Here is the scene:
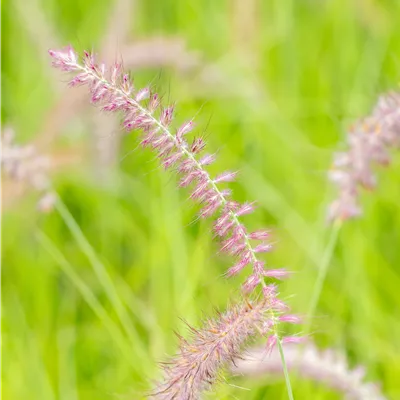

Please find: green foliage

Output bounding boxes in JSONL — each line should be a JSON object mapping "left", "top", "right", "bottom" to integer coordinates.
{"left": 2, "top": 0, "right": 400, "bottom": 398}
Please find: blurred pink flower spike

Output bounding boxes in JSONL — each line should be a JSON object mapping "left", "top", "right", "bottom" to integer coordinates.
{"left": 328, "top": 91, "right": 400, "bottom": 221}
{"left": 231, "top": 342, "right": 387, "bottom": 400}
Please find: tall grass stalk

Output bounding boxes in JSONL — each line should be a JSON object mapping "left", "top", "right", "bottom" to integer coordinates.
{"left": 277, "top": 338, "right": 295, "bottom": 400}
{"left": 36, "top": 230, "right": 148, "bottom": 374}
{"left": 305, "top": 221, "right": 342, "bottom": 334}
{"left": 54, "top": 197, "right": 145, "bottom": 353}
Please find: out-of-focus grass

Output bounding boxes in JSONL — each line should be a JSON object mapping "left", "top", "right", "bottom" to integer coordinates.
{"left": 2, "top": 0, "right": 400, "bottom": 399}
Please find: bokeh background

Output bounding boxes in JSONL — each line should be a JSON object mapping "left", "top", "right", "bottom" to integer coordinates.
{"left": 2, "top": 0, "right": 400, "bottom": 398}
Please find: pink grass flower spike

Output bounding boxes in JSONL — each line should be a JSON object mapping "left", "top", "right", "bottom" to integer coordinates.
{"left": 49, "top": 46, "right": 301, "bottom": 398}
{"left": 232, "top": 342, "right": 386, "bottom": 400}
{"left": 328, "top": 91, "right": 400, "bottom": 221}
{"left": 1, "top": 127, "right": 56, "bottom": 212}
{"left": 48, "top": 44, "right": 293, "bottom": 298}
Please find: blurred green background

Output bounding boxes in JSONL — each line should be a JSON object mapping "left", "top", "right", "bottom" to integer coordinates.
{"left": 2, "top": 0, "right": 400, "bottom": 398}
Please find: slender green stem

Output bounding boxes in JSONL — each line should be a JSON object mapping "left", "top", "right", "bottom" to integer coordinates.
{"left": 54, "top": 196, "right": 143, "bottom": 350}
{"left": 291, "top": 221, "right": 341, "bottom": 387}
{"left": 36, "top": 230, "right": 145, "bottom": 373}
{"left": 305, "top": 220, "right": 342, "bottom": 333}
{"left": 277, "top": 337, "right": 295, "bottom": 400}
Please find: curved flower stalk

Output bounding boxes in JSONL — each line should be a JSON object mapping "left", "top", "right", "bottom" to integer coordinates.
{"left": 232, "top": 343, "right": 386, "bottom": 400}
{"left": 49, "top": 46, "right": 300, "bottom": 397}
{"left": 152, "top": 298, "right": 277, "bottom": 399}
{"left": 328, "top": 91, "right": 400, "bottom": 221}
{"left": 1, "top": 126, "right": 56, "bottom": 212}
{"left": 48, "top": 46, "right": 294, "bottom": 306}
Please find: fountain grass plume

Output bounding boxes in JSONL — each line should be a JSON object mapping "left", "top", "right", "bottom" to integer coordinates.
{"left": 328, "top": 91, "right": 400, "bottom": 221}
{"left": 232, "top": 342, "right": 386, "bottom": 400}
{"left": 49, "top": 45, "right": 300, "bottom": 398}
{"left": 1, "top": 126, "right": 56, "bottom": 212}
{"left": 48, "top": 46, "right": 290, "bottom": 295}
